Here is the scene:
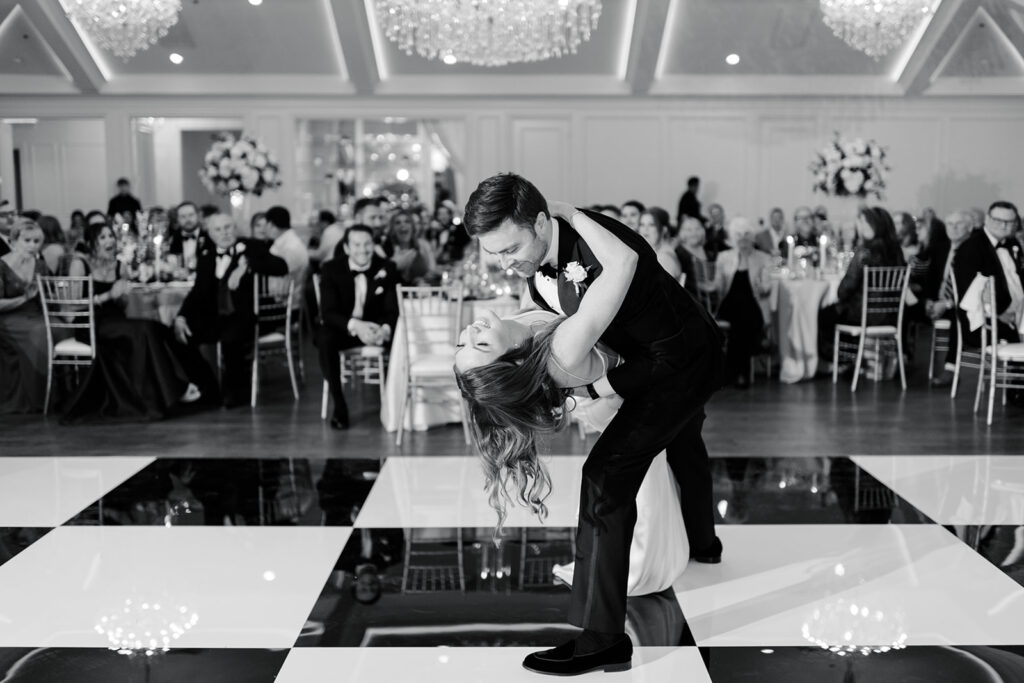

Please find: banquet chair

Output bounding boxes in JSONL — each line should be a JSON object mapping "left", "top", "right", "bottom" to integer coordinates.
{"left": 520, "top": 528, "right": 575, "bottom": 590}
{"left": 310, "top": 274, "right": 387, "bottom": 421}
{"left": 37, "top": 275, "right": 95, "bottom": 415}
{"left": 395, "top": 283, "right": 468, "bottom": 447}
{"left": 251, "top": 275, "right": 300, "bottom": 407}
{"left": 927, "top": 265, "right": 956, "bottom": 382}
{"left": 713, "top": 319, "right": 773, "bottom": 385}
{"left": 832, "top": 265, "right": 910, "bottom": 392}
{"left": 401, "top": 528, "right": 466, "bottom": 593}
{"left": 973, "top": 277, "right": 1024, "bottom": 425}
{"left": 694, "top": 259, "right": 718, "bottom": 312}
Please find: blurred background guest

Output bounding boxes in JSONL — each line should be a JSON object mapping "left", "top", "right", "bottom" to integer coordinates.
{"left": 814, "top": 205, "right": 834, "bottom": 241}
{"left": 704, "top": 203, "right": 730, "bottom": 259}
{"left": 637, "top": 207, "right": 683, "bottom": 280}
{"left": 620, "top": 200, "right": 645, "bottom": 231}
{"left": 106, "top": 177, "right": 142, "bottom": 227}
{"left": 168, "top": 201, "right": 203, "bottom": 270}
{"left": 0, "top": 200, "right": 13, "bottom": 256}
{"left": 792, "top": 206, "right": 818, "bottom": 251}
{"left": 67, "top": 210, "right": 86, "bottom": 252}
{"left": 265, "top": 206, "right": 310, "bottom": 283}
{"left": 0, "top": 220, "right": 49, "bottom": 413}
{"left": 908, "top": 214, "right": 950, "bottom": 312}
{"left": 388, "top": 210, "right": 435, "bottom": 284}
{"left": 676, "top": 176, "right": 702, "bottom": 228}
{"left": 599, "top": 205, "right": 622, "bottom": 221}
{"left": 37, "top": 215, "right": 66, "bottom": 275}
{"left": 819, "top": 207, "right": 905, "bottom": 362}
{"left": 755, "top": 207, "right": 786, "bottom": 256}
{"left": 929, "top": 210, "right": 974, "bottom": 387}
{"left": 897, "top": 212, "right": 920, "bottom": 261}
{"left": 249, "top": 211, "right": 269, "bottom": 242}
{"left": 715, "top": 217, "right": 773, "bottom": 388}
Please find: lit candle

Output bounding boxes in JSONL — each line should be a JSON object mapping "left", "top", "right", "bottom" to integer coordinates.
{"left": 819, "top": 234, "right": 828, "bottom": 271}
{"left": 153, "top": 234, "right": 163, "bottom": 281}
{"left": 786, "top": 235, "right": 795, "bottom": 269}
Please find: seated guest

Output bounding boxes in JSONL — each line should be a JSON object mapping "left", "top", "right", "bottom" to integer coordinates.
{"left": 814, "top": 205, "right": 834, "bottom": 242}
{"left": 619, "top": 200, "right": 645, "bottom": 231}
{"left": 63, "top": 223, "right": 214, "bottom": 422}
{"left": 909, "top": 215, "right": 950, "bottom": 308}
{"left": 0, "top": 200, "right": 16, "bottom": 256}
{"left": 434, "top": 201, "right": 471, "bottom": 265}
{"left": 0, "top": 220, "right": 50, "bottom": 413}
{"left": 168, "top": 201, "right": 204, "bottom": 270}
{"left": 676, "top": 216, "right": 717, "bottom": 303}
{"left": 819, "top": 207, "right": 905, "bottom": 360}
{"left": 705, "top": 203, "right": 730, "bottom": 259}
{"left": 388, "top": 210, "right": 435, "bottom": 284}
{"left": 755, "top": 207, "right": 786, "bottom": 256}
{"left": 313, "top": 198, "right": 382, "bottom": 264}
{"left": 37, "top": 215, "right": 66, "bottom": 275}
{"left": 265, "top": 206, "right": 310, "bottom": 283}
{"left": 897, "top": 212, "right": 920, "bottom": 262}
{"left": 637, "top": 208, "right": 684, "bottom": 280}
{"left": 953, "top": 201, "right": 1024, "bottom": 348}
{"left": 107, "top": 177, "right": 142, "bottom": 226}
{"left": 792, "top": 206, "right": 819, "bottom": 252}
{"left": 249, "top": 212, "right": 269, "bottom": 242}
{"left": 320, "top": 225, "right": 400, "bottom": 429}
{"left": 174, "top": 213, "right": 288, "bottom": 407}
{"left": 715, "top": 217, "right": 774, "bottom": 388}
{"left": 599, "top": 205, "right": 622, "bottom": 220}
{"left": 929, "top": 210, "right": 974, "bottom": 387}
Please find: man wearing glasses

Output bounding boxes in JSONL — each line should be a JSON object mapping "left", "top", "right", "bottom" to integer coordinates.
{"left": 0, "top": 200, "right": 15, "bottom": 256}
{"left": 953, "top": 200, "right": 1024, "bottom": 349}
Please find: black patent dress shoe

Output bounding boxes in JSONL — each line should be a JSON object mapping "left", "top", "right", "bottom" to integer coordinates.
{"left": 522, "top": 635, "right": 632, "bottom": 676}
{"left": 690, "top": 536, "right": 723, "bottom": 564}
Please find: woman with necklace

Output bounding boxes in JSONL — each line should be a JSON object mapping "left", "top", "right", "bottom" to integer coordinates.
{"left": 0, "top": 220, "right": 50, "bottom": 413}
{"left": 62, "top": 222, "right": 211, "bottom": 422}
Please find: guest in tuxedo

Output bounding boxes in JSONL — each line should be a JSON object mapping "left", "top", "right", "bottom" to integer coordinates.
{"left": 637, "top": 208, "right": 684, "bottom": 281}
{"left": 792, "top": 206, "right": 819, "bottom": 250}
{"left": 676, "top": 176, "right": 702, "bottom": 228}
{"left": 173, "top": 213, "right": 288, "bottom": 407}
{"left": 107, "top": 177, "right": 143, "bottom": 227}
{"left": 929, "top": 210, "right": 974, "bottom": 387}
{"left": 715, "top": 217, "right": 774, "bottom": 388}
{"left": 818, "top": 207, "right": 905, "bottom": 361}
{"left": 388, "top": 210, "right": 436, "bottom": 284}
{"left": 620, "top": 200, "right": 645, "bottom": 231}
{"left": 0, "top": 200, "right": 15, "bottom": 256}
{"left": 319, "top": 225, "right": 400, "bottom": 429}
{"left": 952, "top": 200, "right": 1024, "bottom": 348}
{"left": 754, "top": 207, "right": 786, "bottom": 256}
{"left": 0, "top": 220, "right": 50, "bottom": 413}
{"left": 168, "top": 201, "right": 204, "bottom": 271}
{"left": 704, "top": 204, "right": 730, "bottom": 260}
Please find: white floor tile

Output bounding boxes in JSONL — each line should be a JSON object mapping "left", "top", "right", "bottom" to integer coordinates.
{"left": 0, "top": 526, "right": 350, "bottom": 648}
{"left": 674, "top": 524, "right": 1024, "bottom": 647}
{"left": 357, "top": 456, "right": 585, "bottom": 529}
{"left": 852, "top": 455, "right": 1024, "bottom": 525}
{"left": 0, "top": 457, "right": 154, "bottom": 527}
{"left": 276, "top": 646, "right": 710, "bottom": 683}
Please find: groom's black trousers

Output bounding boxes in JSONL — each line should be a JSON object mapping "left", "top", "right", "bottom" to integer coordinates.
{"left": 567, "top": 340, "right": 722, "bottom": 634}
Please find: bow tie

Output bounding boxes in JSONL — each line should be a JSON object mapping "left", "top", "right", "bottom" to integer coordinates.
{"left": 537, "top": 263, "right": 559, "bottom": 279}
{"left": 352, "top": 267, "right": 370, "bottom": 275}
{"left": 216, "top": 247, "right": 234, "bottom": 256}
{"left": 182, "top": 234, "right": 197, "bottom": 242}
{"left": 997, "top": 239, "right": 1018, "bottom": 251}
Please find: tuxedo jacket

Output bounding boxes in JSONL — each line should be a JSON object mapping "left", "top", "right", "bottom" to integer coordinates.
{"left": 0, "top": 235, "right": 9, "bottom": 257}
{"left": 319, "top": 255, "right": 400, "bottom": 336}
{"left": 953, "top": 228, "right": 1023, "bottom": 343}
{"left": 525, "top": 209, "right": 723, "bottom": 400}
{"left": 167, "top": 228, "right": 206, "bottom": 258}
{"left": 753, "top": 229, "right": 782, "bottom": 256}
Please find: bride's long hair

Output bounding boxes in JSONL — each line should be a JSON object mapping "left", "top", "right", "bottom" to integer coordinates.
{"left": 455, "top": 322, "right": 571, "bottom": 541}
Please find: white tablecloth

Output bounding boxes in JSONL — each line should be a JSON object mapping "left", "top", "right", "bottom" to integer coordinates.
{"left": 773, "top": 276, "right": 841, "bottom": 384}
{"left": 125, "top": 282, "right": 192, "bottom": 326}
{"left": 381, "top": 296, "right": 520, "bottom": 432}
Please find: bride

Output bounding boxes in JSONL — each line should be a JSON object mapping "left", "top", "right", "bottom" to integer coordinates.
{"left": 454, "top": 206, "right": 690, "bottom": 597}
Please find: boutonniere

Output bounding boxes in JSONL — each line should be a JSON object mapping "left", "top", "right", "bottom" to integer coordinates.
{"left": 374, "top": 286, "right": 384, "bottom": 296}
{"left": 374, "top": 268, "right": 388, "bottom": 280}
{"left": 235, "top": 242, "right": 246, "bottom": 255}
{"left": 563, "top": 261, "right": 593, "bottom": 295}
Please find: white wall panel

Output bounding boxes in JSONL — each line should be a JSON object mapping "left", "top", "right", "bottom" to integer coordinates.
{"left": 580, "top": 116, "right": 662, "bottom": 208}
{"left": 945, "top": 117, "right": 1024, "bottom": 211}
{"left": 511, "top": 117, "right": 571, "bottom": 200}
{"left": 666, "top": 116, "right": 751, "bottom": 220}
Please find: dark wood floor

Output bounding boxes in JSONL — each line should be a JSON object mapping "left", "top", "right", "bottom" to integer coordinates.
{"left": 1, "top": 353, "right": 1020, "bottom": 459}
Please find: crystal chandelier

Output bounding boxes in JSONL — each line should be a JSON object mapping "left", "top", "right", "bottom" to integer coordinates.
{"left": 374, "top": 0, "right": 602, "bottom": 67}
{"left": 64, "top": 0, "right": 182, "bottom": 61}
{"left": 820, "top": 0, "right": 936, "bottom": 60}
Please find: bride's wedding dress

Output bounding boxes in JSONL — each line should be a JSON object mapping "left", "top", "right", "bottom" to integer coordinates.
{"left": 509, "top": 309, "right": 690, "bottom": 596}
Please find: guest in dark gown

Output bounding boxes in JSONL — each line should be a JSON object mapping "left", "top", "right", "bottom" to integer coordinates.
{"left": 714, "top": 217, "right": 774, "bottom": 388}
{"left": 0, "top": 220, "right": 50, "bottom": 413}
{"left": 62, "top": 223, "right": 215, "bottom": 423}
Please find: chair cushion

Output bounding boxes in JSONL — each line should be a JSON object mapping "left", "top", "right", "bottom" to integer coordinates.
{"left": 835, "top": 324, "right": 898, "bottom": 337}
{"left": 410, "top": 354, "right": 456, "bottom": 377}
{"left": 995, "top": 343, "right": 1024, "bottom": 361}
{"left": 258, "top": 331, "right": 286, "bottom": 345}
{"left": 54, "top": 338, "right": 92, "bottom": 356}
{"left": 932, "top": 319, "right": 951, "bottom": 330}
{"left": 343, "top": 345, "right": 385, "bottom": 358}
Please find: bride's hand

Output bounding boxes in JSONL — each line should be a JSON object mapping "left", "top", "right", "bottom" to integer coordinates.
{"left": 547, "top": 200, "right": 577, "bottom": 220}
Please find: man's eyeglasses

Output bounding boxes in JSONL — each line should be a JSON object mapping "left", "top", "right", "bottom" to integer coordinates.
{"left": 987, "top": 214, "right": 1018, "bottom": 228}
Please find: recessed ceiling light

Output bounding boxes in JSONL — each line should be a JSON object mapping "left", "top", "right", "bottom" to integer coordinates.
{"left": 169, "top": 52, "right": 183, "bottom": 64}
{"left": 725, "top": 53, "right": 740, "bottom": 66}
{"left": 443, "top": 54, "right": 457, "bottom": 65}
{"left": 249, "top": 0, "right": 263, "bottom": 5}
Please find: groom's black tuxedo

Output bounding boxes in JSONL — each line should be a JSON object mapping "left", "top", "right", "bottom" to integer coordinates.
{"left": 527, "top": 209, "right": 726, "bottom": 634}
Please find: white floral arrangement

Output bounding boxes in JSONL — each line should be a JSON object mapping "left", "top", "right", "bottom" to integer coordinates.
{"left": 810, "top": 132, "right": 888, "bottom": 199}
{"left": 199, "top": 132, "right": 281, "bottom": 197}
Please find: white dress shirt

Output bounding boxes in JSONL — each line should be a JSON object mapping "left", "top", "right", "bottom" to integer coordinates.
{"left": 271, "top": 229, "right": 310, "bottom": 275}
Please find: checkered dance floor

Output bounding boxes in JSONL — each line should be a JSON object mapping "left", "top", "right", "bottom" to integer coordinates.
{"left": 0, "top": 454, "right": 1022, "bottom": 681}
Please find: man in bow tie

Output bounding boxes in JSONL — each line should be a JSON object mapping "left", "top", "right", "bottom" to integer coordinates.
{"left": 168, "top": 201, "right": 204, "bottom": 271}
{"left": 318, "top": 224, "right": 400, "bottom": 429}
{"left": 175, "top": 213, "right": 289, "bottom": 407}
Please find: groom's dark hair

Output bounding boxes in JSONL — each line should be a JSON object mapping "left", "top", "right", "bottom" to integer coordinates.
{"left": 464, "top": 173, "right": 549, "bottom": 236}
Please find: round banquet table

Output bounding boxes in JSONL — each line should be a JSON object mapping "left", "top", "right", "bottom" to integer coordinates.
{"left": 771, "top": 275, "right": 841, "bottom": 384}
{"left": 124, "top": 282, "right": 192, "bottom": 326}
{"left": 381, "top": 295, "right": 520, "bottom": 433}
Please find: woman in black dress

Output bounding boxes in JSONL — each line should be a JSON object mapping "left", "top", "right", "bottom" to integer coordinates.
{"left": 0, "top": 220, "right": 50, "bottom": 413}
{"left": 62, "top": 223, "right": 212, "bottom": 422}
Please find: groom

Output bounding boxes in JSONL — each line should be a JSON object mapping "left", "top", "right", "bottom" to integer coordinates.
{"left": 465, "top": 173, "right": 726, "bottom": 675}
